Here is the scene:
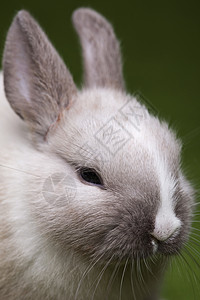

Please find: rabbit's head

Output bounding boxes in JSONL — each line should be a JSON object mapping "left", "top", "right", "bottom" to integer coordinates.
{"left": 3, "top": 8, "right": 194, "bottom": 262}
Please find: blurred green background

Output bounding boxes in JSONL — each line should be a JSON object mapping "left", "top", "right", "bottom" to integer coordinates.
{"left": 0, "top": 0, "right": 200, "bottom": 299}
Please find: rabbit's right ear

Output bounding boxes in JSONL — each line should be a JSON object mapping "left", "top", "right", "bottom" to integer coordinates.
{"left": 3, "top": 10, "right": 77, "bottom": 140}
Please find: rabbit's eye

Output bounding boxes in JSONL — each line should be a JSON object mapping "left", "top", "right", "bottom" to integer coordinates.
{"left": 78, "top": 167, "right": 103, "bottom": 187}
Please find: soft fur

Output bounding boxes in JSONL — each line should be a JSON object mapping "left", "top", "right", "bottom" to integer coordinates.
{"left": 0, "top": 8, "right": 194, "bottom": 300}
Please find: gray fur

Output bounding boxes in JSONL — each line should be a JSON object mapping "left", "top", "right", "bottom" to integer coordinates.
{"left": 3, "top": 10, "right": 77, "bottom": 139}
{"left": 72, "top": 8, "right": 125, "bottom": 90}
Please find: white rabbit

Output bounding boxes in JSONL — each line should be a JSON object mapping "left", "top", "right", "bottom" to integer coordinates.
{"left": 0, "top": 8, "right": 194, "bottom": 300}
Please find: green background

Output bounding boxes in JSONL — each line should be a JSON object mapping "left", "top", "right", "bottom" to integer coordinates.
{"left": 0, "top": 1, "right": 200, "bottom": 299}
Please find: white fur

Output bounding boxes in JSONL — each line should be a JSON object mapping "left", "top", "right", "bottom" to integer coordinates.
{"left": 153, "top": 158, "right": 182, "bottom": 241}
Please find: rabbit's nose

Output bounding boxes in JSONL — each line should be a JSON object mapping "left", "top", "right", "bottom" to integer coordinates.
{"left": 151, "top": 212, "right": 181, "bottom": 242}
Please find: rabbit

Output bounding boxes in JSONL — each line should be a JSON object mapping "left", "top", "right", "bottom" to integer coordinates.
{"left": 0, "top": 7, "right": 195, "bottom": 300}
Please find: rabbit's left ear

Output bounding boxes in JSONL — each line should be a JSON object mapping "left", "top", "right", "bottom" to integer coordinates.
{"left": 3, "top": 10, "right": 77, "bottom": 139}
{"left": 73, "top": 8, "right": 125, "bottom": 91}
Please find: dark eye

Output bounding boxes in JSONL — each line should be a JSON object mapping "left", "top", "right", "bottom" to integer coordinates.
{"left": 78, "top": 167, "right": 104, "bottom": 187}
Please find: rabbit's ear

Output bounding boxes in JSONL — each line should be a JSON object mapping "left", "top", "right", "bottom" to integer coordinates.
{"left": 3, "top": 10, "right": 77, "bottom": 139}
{"left": 72, "top": 8, "right": 125, "bottom": 91}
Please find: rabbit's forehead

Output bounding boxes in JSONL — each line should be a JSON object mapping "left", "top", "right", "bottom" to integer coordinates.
{"left": 53, "top": 88, "right": 179, "bottom": 168}
{"left": 66, "top": 89, "right": 145, "bottom": 147}
{"left": 64, "top": 89, "right": 181, "bottom": 168}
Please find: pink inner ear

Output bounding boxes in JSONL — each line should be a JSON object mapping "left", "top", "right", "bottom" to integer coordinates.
{"left": 17, "top": 70, "right": 31, "bottom": 103}
{"left": 84, "top": 40, "right": 94, "bottom": 71}
{"left": 15, "top": 43, "right": 32, "bottom": 103}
